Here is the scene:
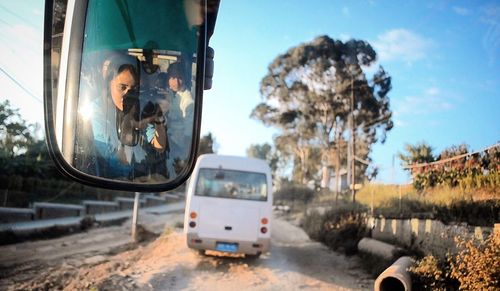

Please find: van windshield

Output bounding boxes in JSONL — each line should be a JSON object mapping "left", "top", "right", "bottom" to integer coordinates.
{"left": 195, "top": 168, "right": 268, "bottom": 201}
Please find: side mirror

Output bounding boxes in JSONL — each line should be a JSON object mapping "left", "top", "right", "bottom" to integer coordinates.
{"left": 43, "top": 0, "right": 216, "bottom": 192}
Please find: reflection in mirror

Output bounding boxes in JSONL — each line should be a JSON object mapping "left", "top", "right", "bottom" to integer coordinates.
{"left": 50, "top": 0, "right": 205, "bottom": 185}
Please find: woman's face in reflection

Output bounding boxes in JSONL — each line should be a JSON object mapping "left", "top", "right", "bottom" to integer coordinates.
{"left": 168, "top": 76, "right": 182, "bottom": 93}
{"left": 110, "top": 69, "right": 136, "bottom": 111}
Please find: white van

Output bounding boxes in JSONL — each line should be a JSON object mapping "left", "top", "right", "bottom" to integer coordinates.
{"left": 184, "top": 154, "right": 273, "bottom": 257}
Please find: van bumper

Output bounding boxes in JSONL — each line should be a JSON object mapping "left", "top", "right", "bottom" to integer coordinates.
{"left": 186, "top": 233, "right": 270, "bottom": 255}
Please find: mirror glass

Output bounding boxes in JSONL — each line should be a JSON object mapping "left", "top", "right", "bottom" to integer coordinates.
{"left": 47, "top": 0, "right": 206, "bottom": 186}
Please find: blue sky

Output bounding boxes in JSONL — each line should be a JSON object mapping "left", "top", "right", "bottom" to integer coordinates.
{"left": 1, "top": 1, "right": 499, "bottom": 184}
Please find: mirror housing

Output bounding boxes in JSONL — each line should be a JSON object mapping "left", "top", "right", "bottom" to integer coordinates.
{"left": 43, "top": 0, "right": 219, "bottom": 192}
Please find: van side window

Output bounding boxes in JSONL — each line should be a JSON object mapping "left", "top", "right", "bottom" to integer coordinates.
{"left": 195, "top": 168, "right": 268, "bottom": 201}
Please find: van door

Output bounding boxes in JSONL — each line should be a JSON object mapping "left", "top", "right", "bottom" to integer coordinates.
{"left": 197, "top": 198, "right": 260, "bottom": 241}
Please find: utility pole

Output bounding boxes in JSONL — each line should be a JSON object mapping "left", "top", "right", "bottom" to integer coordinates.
{"left": 350, "top": 76, "right": 356, "bottom": 203}
{"left": 131, "top": 192, "right": 140, "bottom": 242}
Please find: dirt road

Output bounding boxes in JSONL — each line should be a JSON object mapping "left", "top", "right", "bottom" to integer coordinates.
{"left": 0, "top": 211, "right": 373, "bottom": 290}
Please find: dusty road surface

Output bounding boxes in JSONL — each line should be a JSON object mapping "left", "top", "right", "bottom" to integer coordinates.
{"left": 0, "top": 211, "right": 373, "bottom": 290}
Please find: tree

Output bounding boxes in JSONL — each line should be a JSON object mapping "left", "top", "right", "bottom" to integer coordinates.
{"left": 198, "top": 132, "right": 218, "bottom": 156}
{"left": 0, "top": 100, "right": 36, "bottom": 158}
{"left": 398, "top": 141, "right": 435, "bottom": 178}
{"left": 251, "top": 35, "right": 393, "bottom": 189}
{"left": 246, "top": 143, "right": 279, "bottom": 179}
{"left": 398, "top": 141, "right": 435, "bottom": 166}
{"left": 0, "top": 100, "right": 59, "bottom": 178}
{"left": 438, "top": 143, "right": 469, "bottom": 160}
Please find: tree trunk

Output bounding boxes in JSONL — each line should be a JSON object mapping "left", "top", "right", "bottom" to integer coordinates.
{"left": 334, "top": 152, "right": 341, "bottom": 203}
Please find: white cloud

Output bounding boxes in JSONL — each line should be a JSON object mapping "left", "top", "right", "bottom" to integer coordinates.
{"left": 480, "top": 4, "right": 500, "bottom": 25}
{"left": 426, "top": 87, "right": 440, "bottom": 96}
{"left": 393, "top": 87, "right": 455, "bottom": 117}
{"left": 339, "top": 33, "right": 351, "bottom": 41}
{"left": 480, "top": 4, "right": 500, "bottom": 66}
{"left": 372, "top": 29, "right": 434, "bottom": 64}
{"left": 342, "top": 7, "right": 350, "bottom": 17}
{"left": 453, "top": 6, "right": 470, "bottom": 16}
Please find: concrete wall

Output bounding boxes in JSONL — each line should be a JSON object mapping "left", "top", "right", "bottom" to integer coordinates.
{"left": 115, "top": 197, "right": 146, "bottom": 210}
{"left": 369, "top": 217, "right": 496, "bottom": 258}
{"left": 82, "top": 200, "right": 119, "bottom": 215}
{"left": 0, "top": 207, "right": 35, "bottom": 223}
{"left": 0, "top": 194, "right": 171, "bottom": 223}
{"left": 143, "top": 195, "right": 166, "bottom": 207}
{"left": 33, "top": 202, "right": 85, "bottom": 220}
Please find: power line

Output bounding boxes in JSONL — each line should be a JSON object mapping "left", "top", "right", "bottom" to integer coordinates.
{"left": 402, "top": 143, "right": 500, "bottom": 169}
{"left": 0, "top": 66, "right": 42, "bottom": 103}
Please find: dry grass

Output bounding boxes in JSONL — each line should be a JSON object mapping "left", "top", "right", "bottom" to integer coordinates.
{"left": 355, "top": 183, "right": 498, "bottom": 207}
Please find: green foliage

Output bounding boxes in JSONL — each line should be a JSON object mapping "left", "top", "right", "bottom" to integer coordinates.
{"left": 374, "top": 197, "right": 434, "bottom": 219}
{"left": 274, "top": 184, "right": 315, "bottom": 205}
{"left": 411, "top": 233, "right": 500, "bottom": 291}
{"left": 0, "top": 100, "right": 206, "bottom": 205}
{"left": 198, "top": 132, "right": 217, "bottom": 156}
{"left": 302, "top": 210, "right": 324, "bottom": 240}
{"left": 0, "top": 174, "right": 134, "bottom": 207}
{"left": 406, "top": 143, "right": 500, "bottom": 192}
{"left": 246, "top": 143, "right": 279, "bottom": 178}
{"left": 0, "top": 100, "right": 36, "bottom": 158}
{"left": 436, "top": 199, "right": 500, "bottom": 227}
{"left": 409, "top": 255, "right": 458, "bottom": 290}
{"left": 0, "top": 101, "right": 61, "bottom": 180}
{"left": 399, "top": 141, "right": 435, "bottom": 168}
{"left": 369, "top": 196, "right": 499, "bottom": 226}
{"left": 251, "top": 35, "right": 393, "bottom": 185}
{"left": 414, "top": 168, "right": 500, "bottom": 191}
{"left": 449, "top": 233, "right": 500, "bottom": 290}
{"left": 302, "top": 203, "right": 369, "bottom": 255}
{"left": 356, "top": 182, "right": 499, "bottom": 225}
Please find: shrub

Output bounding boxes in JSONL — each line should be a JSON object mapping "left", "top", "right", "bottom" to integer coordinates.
{"left": 358, "top": 191, "right": 499, "bottom": 226}
{"left": 274, "top": 184, "right": 315, "bottom": 205}
{"left": 409, "top": 255, "right": 457, "bottom": 290}
{"left": 410, "top": 232, "right": 500, "bottom": 290}
{"left": 301, "top": 210, "right": 323, "bottom": 240}
{"left": 302, "top": 203, "right": 368, "bottom": 255}
{"left": 435, "top": 199, "right": 500, "bottom": 226}
{"left": 449, "top": 232, "right": 500, "bottom": 290}
{"left": 374, "top": 197, "right": 433, "bottom": 219}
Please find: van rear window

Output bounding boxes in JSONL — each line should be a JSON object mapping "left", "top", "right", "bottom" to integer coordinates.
{"left": 195, "top": 168, "right": 268, "bottom": 201}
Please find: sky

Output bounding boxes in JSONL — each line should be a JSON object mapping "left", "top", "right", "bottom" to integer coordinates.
{"left": 1, "top": 1, "right": 499, "bottom": 184}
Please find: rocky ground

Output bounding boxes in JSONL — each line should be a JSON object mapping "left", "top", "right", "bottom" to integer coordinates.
{"left": 0, "top": 210, "right": 374, "bottom": 290}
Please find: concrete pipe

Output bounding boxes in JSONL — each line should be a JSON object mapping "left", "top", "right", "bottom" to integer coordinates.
{"left": 374, "top": 256, "right": 414, "bottom": 291}
{"left": 357, "top": 237, "right": 401, "bottom": 260}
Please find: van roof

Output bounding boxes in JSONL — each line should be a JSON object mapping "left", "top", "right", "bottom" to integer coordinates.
{"left": 196, "top": 154, "right": 271, "bottom": 173}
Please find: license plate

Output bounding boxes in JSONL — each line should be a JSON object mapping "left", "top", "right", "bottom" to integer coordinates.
{"left": 216, "top": 242, "right": 238, "bottom": 253}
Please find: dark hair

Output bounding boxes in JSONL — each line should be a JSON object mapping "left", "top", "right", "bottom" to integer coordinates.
{"left": 167, "top": 62, "right": 185, "bottom": 80}
{"left": 103, "top": 53, "right": 139, "bottom": 87}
